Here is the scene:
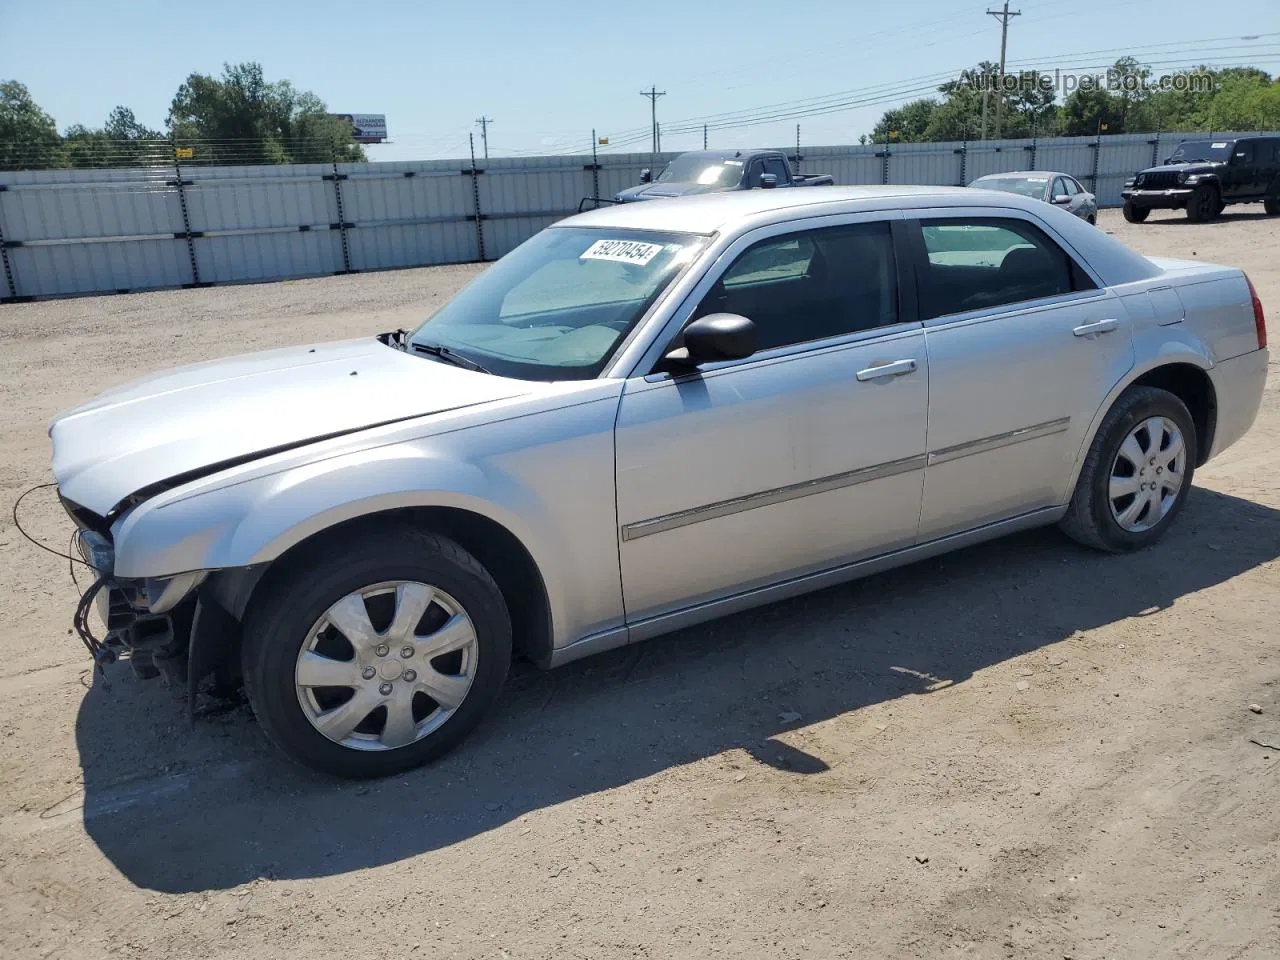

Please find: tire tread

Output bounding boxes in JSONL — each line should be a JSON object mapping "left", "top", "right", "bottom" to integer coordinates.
{"left": 241, "top": 525, "right": 511, "bottom": 779}
{"left": 1060, "top": 386, "right": 1196, "bottom": 554}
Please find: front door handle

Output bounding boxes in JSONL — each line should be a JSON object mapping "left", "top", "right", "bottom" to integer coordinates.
{"left": 856, "top": 358, "right": 917, "bottom": 381}
{"left": 1072, "top": 318, "right": 1119, "bottom": 337}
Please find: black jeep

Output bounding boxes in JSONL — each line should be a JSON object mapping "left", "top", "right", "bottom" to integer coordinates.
{"left": 1121, "top": 135, "right": 1280, "bottom": 223}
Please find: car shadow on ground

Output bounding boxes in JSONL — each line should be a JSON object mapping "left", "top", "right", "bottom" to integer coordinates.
{"left": 1134, "top": 209, "right": 1276, "bottom": 226}
{"left": 75, "top": 486, "right": 1280, "bottom": 893}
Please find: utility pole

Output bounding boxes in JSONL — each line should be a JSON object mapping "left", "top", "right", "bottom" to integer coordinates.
{"left": 475, "top": 116, "right": 494, "bottom": 159}
{"left": 640, "top": 86, "right": 666, "bottom": 154}
{"left": 986, "top": 1, "right": 1021, "bottom": 140}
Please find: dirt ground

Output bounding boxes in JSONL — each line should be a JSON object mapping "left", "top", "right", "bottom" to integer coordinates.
{"left": 1, "top": 207, "right": 1277, "bottom": 960}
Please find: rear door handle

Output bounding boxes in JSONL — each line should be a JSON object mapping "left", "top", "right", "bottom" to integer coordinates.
{"left": 856, "top": 358, "right": 917, "bottom": 381}
{"left": 1072, "top": 318, "right": 1119, "bottom": 337}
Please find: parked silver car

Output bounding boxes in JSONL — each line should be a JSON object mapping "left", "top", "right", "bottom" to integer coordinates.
{"left": 969, "top": 170, "right": 1099, "bottom": 224}
{"left": 50, "top": 186, "right": 1268, "bottom": 778}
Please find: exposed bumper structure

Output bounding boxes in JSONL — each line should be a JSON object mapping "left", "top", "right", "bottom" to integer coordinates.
{"left": 67, "top": 502, "right": 209, "bottom": 684}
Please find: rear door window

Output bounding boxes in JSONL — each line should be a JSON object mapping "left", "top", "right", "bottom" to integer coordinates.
{"left": 916, "top": 217, "right": 1091, "bottom": 320}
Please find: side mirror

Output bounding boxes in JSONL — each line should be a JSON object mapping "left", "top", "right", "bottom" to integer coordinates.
{"left": 1051, "top": 194, "right": 1071, "bottom": 204}
{"left": 664, "top": 313, "right": 758, "bottom": 368}
{"left": 639, "top": 168, "right": 652, "bottom": 184}
{"left": 759, "top": 173, "right": 778, "bottom": 189}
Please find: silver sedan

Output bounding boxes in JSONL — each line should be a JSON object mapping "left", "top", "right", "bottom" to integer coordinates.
{"left": 969, "top": 170, "right": 1099, "bottom": 223}
{"left": 50, "top": 186, "right": 1268, "bottom": 778}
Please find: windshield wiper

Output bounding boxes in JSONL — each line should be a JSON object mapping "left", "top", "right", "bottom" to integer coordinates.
{"left": 411, "top": 341, "right": 493, "bottom": 374}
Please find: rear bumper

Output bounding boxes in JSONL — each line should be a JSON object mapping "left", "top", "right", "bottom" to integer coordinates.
{"left": 1206, "top": 347, "right": 1270, "bottom": 461}
{"left": 1122, "top": 187, "right": 1194, "bottom": 209}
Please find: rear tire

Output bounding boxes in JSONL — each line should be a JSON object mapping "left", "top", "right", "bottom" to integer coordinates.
{"left": 1060, "top": 387, "right": 1197, "bottom": 553}
{"left": 1122, "top": 202, "right": 1149, "bottom": 223}
{"left": 1264, "top": 194, "right": 1280, "bottom": 216}
{"left": 241, "top": 527, "right": 512, "bottom": 779}
{"left": 1185, "top": 184, "right": 1220, "bottom": 222}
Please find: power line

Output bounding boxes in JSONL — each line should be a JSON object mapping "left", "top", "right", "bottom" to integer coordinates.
{"left": 987, "top": 1, "right": 1022, "bottom": 139}
{"left": 632, "top": 44, "right": 1279, "bottom": 141}
{"left": 430, "top": 33, "right": 1280, "bottom": 159}
{"left": 475, "top": 116, "right": 494, "bottom": 159}
{"left": 640, "top": 86, "right": 666, "bottom": 153}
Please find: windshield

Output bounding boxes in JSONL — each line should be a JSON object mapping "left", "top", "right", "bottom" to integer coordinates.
{"left": 975, "top": 176, "right": 1048, "bottom": 198}
{"left": 656, "top": 156, "right": 744, "bottom": 186}
{"left": 406, "top": 227, "right": 708, "bottom": 381}
{"left": 1167, "top": 140, "right": 1234, "bottom": 164}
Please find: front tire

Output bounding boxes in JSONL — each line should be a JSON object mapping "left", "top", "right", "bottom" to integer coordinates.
{"left": 1060, "top": 386, "right": 1197, "bottom": 553}
{"left": 241, "top": 528, "right": 512, "bottom": 779}
{"left": 1122, "top": 202, "right": 1149, "bottom": 223}
{"left": 1264, "top": 194, "right": 1280, "bottom": 216}
{"left": 1185, "top": 184, "right": 1220, "bottom": 222}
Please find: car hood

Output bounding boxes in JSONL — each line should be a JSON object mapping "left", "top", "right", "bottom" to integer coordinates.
{"left": 50, "top": 336, "right": 535, "bottom": 515}
{"left": 1138, "top": 161, "right": 1223, "bottom": 178}
{"left": 615, "top": 181, "right": 729, "bottom": 202}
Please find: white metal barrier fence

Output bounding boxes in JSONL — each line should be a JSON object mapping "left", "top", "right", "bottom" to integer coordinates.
{"left": 0, "top": 130, "right": 1273, "bottom": 301}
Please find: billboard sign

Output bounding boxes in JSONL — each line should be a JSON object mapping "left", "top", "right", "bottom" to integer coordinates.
{"left": 331, "top": 114, "right": 387, "bottom": 144}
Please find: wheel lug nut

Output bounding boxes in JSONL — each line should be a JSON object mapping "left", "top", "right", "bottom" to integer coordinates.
{"left": 379, "top": 682, "right": 393, "bottom": 696}
{"left": 361, "top": 666, "right": 376, "bottom": 680}
{"left": 401, "top": 645, "right": 415, "bottom": 659}
{"left": 375, "top": 644, "right": 389, "bottom": 657}
{"left": 404, "top": 669, "right": 418, "bottom": 682}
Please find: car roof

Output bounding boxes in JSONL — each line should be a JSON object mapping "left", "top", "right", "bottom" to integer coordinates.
{"left": 669, "top": 149, "right": 776, "bottom": 161}
{"left": 974, "top": 170, "right": 1068, "bottom": 180}
{"left": 562, "top": 184, "right": 1162, "bottom": 288}
{"left": 563, "top": 184, "right": 1013, "bottom": 235}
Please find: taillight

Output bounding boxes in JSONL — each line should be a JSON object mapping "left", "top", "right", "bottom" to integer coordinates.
{"left": 1246, "top": 273, "right": 1266, "bottom": 349}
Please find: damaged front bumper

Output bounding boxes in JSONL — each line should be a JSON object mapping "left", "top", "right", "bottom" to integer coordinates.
{"left": 72, "top": 526, "right": 207, "bottom": 683}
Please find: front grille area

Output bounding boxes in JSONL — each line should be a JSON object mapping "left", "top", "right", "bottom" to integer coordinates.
{"left": 1137, "top": 171, "right": 1181, "bottom": 190}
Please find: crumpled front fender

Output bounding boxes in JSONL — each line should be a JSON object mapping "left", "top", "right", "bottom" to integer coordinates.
{"left": 106, "top": 388, "right": 629, "bottom": 653}
{"left": 111, "top": 444, "right": 544, "bottom": 580}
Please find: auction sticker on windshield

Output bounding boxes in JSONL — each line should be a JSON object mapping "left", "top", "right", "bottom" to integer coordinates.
{"left": 580, "top": 239, "right": 665, "bottom": 266}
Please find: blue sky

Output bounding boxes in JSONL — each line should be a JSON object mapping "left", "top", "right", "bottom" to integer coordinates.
{"left": 5, "top": 0, "right": 1278, "bottom": 161}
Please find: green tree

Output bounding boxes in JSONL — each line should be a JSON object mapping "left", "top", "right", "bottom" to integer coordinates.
{"left": 0, "top": 80, "right": 66, "bottom": 169}
{"left": 1206, "top": 70, "right": 1280, "bottom": 131}
{"left": 1060, "top": 85, "right": 1124, "bottom": 136}
{"left": 870, "top": 98, "right": 939, "bottom": 143}
{"left": 167, "top": 62, "right": 364, "bottom": 164}
{"left": 1005, "top": 71, "right": 1060, "bottom": 137}
{"left": 867, "top": 57, "right": 1276, "bottom": 142}
{"left": 65, "top": 106, "right": 165, "bottom": 167}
